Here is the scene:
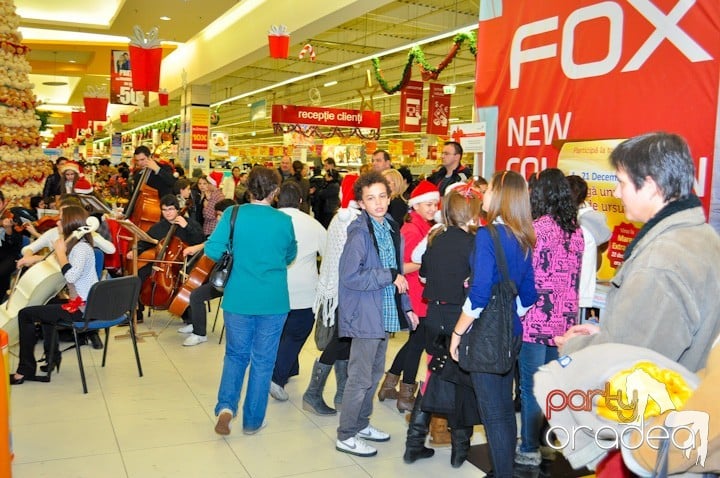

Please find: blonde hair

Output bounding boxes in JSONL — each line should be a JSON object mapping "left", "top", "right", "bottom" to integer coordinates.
{"left": 485, "top": 171, "right": 535, "bottom": 254}
{"left": 382, "top": 169, "right": 408, "bottom": 198}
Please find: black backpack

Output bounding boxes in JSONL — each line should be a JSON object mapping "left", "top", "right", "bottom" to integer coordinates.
{"left": 458, "top": 224, "right": 518, "bottom": 374}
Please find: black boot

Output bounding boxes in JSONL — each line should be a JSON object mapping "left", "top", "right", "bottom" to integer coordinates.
{"left": 403, "top": 392, "right": 434, "bottom": 464}
{"left": 450, "top": 426, "right": 473, "bottom": 468}
{"left": 302, "top": 359, "right": 336, "bottom": 415}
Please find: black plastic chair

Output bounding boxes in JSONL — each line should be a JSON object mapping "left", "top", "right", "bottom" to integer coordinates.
{"left": 48, "top": 276, "right": 143, "bottom": 393}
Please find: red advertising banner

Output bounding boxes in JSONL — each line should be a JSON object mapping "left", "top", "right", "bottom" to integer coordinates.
{"left": 399, "top": 80, "right": 423, "bottom": 132}
{"left": 474, "top": 0, "right": 720, "bottom": 212}
{"left": 427, "top": 83, "right": 451, "bottom": 135}
{"left": 272, "top": 105, "right": 381, "bottom": 128}
{"left": 110, "top": 49, "right": 149, "bottom": 107}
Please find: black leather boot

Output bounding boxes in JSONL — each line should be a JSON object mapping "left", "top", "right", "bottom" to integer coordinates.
{"left": 450, "top": 426, "right": 473, "bottom": 468}
{"left": 403, "top": 392, "right": 434, "bottom": 464}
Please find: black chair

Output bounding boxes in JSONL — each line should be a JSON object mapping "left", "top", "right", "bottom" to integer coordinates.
{"left": 48, "top": 276, "right": 143, "bottom": 393}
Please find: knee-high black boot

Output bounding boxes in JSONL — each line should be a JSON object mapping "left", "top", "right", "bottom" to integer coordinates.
{"left": 450, "top": 426, "right": 473, "bottom": 468}
{"left": 403, "top": 392, "right": 435, "bottom": 464}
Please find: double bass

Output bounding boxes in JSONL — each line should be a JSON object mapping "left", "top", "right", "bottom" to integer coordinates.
{"left": 137, "top": 216, "right": 187, "bottom": 310}
{"left": 125, "top": 167, "right": 161, "bottom": 233}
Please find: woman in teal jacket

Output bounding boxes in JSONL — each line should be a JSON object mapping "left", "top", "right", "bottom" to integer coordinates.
{"left": 206, "top": 166, "right": 297, "bottom": 436}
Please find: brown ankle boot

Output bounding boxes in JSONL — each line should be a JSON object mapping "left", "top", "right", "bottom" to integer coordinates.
{"left": 429, "top": 415, "right": 452, "bottom": 447}
{"left": 397, "top": 382, "right": 417, "bottom": 412}
{"left": 378, "top": 372, "right": 400, "bottom": 401}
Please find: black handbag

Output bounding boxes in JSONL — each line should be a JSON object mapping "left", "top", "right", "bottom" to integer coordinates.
{"left": 313, "top": 304, "right": 336, "bottom": 351}
{"left": 458, "top": 224, "right": 518, "bottom": 374}
{"left": 209, "top": 206, "right": 239, "bottom": 292}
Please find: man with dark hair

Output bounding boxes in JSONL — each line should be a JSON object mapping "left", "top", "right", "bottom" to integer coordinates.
{"left": 335, "top": 171, "right": 418, "bottom": 457}
{"left": 126, "top": 194, "right": 204, "bottom": 320}
{"left": 557, "top": 132, "right": 720, "bottom": 373}
{"left": 427, "top": 141, "right": 472, "bottom": 195}
{"left": 278, "top": 156, "right": 293, "bottom": 182}
{"left": 371, "top": 150, "right": 392, "bottom": 172}
{"left": 131, "top": 145, "right": 177, "bottom": 200}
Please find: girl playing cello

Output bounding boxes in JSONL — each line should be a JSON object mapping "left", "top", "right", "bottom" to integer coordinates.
{"left": 11, "top": 205, "right": 98, "bottom": 384}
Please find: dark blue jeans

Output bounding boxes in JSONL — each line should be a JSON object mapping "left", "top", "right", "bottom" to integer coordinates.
{"left": 470, "top": 335, "right": 521, "bottom": 478}
{"left": 519, "top": 341, "right": 559, "bottom": 453}
{"left": 272, "top": 307, "right": 314, "bottom": 386}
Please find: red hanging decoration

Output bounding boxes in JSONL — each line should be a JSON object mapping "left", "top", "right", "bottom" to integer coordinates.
{"left": 268, "top": 25, "right": 290, "bottom": 59}
{"left": 128, "top": 26, "right": 163, "bottom": 92}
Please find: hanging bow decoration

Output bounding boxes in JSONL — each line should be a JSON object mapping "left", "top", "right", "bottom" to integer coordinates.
{"left": 299, "top": 43, "right": 316, "bottom": 61}
{"left": 84, "top": 85, "right": 108, "bottom": 98}
{"left": 450, "top": 178, "right": 484, "bottom": 202}
{"left": 128, "top": 25, "right": 163, "bottom": 92}
{"left": 268, "top": 25, "right": 290, "bottom": 59}
{"left": 130, "top": 26, "right": 161, "bottom": 48}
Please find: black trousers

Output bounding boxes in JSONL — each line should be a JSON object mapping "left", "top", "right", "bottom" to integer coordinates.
{"left": 188, "top": 282, "right": 222, "bottom": 336}
{"left": 16, "top": 304, "right": 82, "bottom": 377}
{"left": 388, "top": 320, "right": 426, "bottom": 384}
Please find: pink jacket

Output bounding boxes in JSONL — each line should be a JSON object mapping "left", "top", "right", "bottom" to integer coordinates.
{"left": 401, "top": 211, "right": 433, "bottom": 317}
{"left": 522, "top": 215, "right": 584, "bottom": 346}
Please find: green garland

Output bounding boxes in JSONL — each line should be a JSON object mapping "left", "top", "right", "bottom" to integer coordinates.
{"left": 372, "top": 31, "right": 477, "bottom": 94}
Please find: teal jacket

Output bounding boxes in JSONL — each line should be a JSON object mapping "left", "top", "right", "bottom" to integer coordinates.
{"left": 205, "top": 203, "right": 297, "bottom": 315}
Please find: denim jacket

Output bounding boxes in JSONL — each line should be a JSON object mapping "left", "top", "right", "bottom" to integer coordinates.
{"left": 338, "top": 211, "right": 412, "bottom": 339}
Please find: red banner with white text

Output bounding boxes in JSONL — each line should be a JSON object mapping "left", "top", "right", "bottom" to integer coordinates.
{"left": 474, "top": 0, "right": 720, "bottom": 213}
{"left": 271, "top": 105, "right": 381, "bottom": 128}
{"left": 427, "top": 83, "right": 451, "bottom": 136}
{"left": 110, "top": 50, "right": 149, "bottom": 107}
{"left": 399, "top": 80, "right": 423, "bottom": 132}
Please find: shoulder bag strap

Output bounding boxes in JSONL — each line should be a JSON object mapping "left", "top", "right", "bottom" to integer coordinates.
{"left": 487, "top": 224, "right": 511, "bottom": 283}
{"left": 227, "top": 205, "right": 239, "bottom": 251}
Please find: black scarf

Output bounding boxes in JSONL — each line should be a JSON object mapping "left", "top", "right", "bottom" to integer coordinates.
{"left": 623, "top": 194, "right": 701, "bottom": 261}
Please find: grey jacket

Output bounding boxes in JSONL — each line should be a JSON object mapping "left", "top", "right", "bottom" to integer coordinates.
{"left": 564, "top": 206, "right": 720, "bottom": 372}
{"left": 338, "top": 211, "right": 412, "bottom": 339}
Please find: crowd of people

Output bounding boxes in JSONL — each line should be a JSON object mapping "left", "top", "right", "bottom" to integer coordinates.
{"left": 4, "top": 133, "right": 720, "bottom": 477}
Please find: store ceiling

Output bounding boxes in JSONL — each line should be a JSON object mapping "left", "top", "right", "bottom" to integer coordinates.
{"left": 19, "top": 0, "right": 480, "bottom": 150}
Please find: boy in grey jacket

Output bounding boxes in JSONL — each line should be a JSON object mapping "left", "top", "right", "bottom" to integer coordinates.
{"left": 335, "top": 172, "right": 418, "bottom": 457}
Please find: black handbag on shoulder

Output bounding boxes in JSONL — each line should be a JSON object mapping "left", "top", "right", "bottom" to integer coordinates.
{"left": 209, "top": 206, "right": 239, "bottom": 292}
{"left": 458, "top": 224, "right": 518, "bottom": 374}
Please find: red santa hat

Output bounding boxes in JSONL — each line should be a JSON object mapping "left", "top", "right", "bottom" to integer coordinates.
{"left": 408, "top": 180, "right": 440, "bottom": 207}
{"left": 74, "top": 175, "right": 94, "bottom": 194}
{"left": 339, "top": 174, "right": 359, "bottom": 209}
{"left": 207, "top": 171, "right": 225, "bottom": 188}
{"left": 58, "top": 161, "right": 82, "bottom": 175}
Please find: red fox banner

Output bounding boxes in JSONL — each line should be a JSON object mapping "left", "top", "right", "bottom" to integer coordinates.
{"left": 474, "top": 0, "right": 720, "bottom": 215}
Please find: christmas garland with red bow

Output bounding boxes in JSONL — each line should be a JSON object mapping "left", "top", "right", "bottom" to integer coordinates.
{"left": 372, "top": 32, "right": 477, "bottom": 95}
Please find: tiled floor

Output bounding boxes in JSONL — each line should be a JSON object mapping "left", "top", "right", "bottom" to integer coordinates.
{"left": 8, "top": 301, "right": 495, "bottom": 478}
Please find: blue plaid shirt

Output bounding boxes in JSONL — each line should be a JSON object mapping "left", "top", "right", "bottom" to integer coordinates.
{"left": 370, "top": 216, "right": 400, "bottom": 332}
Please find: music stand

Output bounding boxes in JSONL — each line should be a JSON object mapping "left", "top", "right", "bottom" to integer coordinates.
{"left": 78, "top": 194, "right": 115, "bottom": 215}
{"left": 115, "top": 219, "right": 158, "bottom": 342}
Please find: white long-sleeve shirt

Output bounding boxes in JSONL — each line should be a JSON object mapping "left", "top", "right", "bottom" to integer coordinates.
{"left": 22, "top": 226, "right": 116, "bottom": 256}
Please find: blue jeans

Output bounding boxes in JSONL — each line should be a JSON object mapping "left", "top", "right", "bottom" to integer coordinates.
{"left": 470, "top": 335, "right": 521, "bottom": 478}
{"left": 272, "top": 308, "right": 315, "bottom": 386}
{"left": 519, "top": 341, "right": 559, "bottom": 453}
{"left": 215, "top": 312, "right": 287, "bottom": 431}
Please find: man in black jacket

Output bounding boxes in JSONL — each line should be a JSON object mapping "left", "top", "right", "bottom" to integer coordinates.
{"left": 131, "top": 145, "right": 177, "bottom": 199}
{"left": 126, "top": 194, "right": 204, "bottom": 320}
{"left": 427, "top": 141, "right": 472, "bottom": 195}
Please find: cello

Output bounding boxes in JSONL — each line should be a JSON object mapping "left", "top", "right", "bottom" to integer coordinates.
{"left": 0, "top": 216, "right": 100, "bottom": 345}
{"left": 167, "top": 253, "right": 215, "bottom": 317}
{"left": 137, "top": 217, "right": 187, "bottom": 310}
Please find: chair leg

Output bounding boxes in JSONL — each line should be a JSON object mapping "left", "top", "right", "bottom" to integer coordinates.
{"left": 101, "top": 328, "right": 110, "bottom": 367}
{"left": 73, "top": 329, "right": 88, "bottom": 394}
{"left": 128, "top": 321, "right": 143, "bottom": 378}
{"left": 219, "top": 324, "right": 225, "bottom": 345}
{"left": 211, "top": 297, "right": 223, "bottom": 333}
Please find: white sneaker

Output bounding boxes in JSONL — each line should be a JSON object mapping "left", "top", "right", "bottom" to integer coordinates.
{"left": 183, "top": 333, "right": 207, "bottom": 346}
{"left": 357, "top": 424, "right": 390, "bottom": 442}
{"left": 269, "top": 382, "right": 289, "bottom": 401}
{"left": 177, "top": 323, "right": 193, "bottom": 334}
{"left": 336, "top": 436, "right": 377, "bottom": 457}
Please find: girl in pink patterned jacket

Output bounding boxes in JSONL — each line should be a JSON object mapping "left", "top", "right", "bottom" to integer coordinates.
{"left": 516, "top": 168, "right": 584, "bottom": 468}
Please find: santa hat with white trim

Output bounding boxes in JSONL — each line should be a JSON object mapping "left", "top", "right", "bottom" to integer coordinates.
{"left": 74, "top": 176, "right": 94, "bottom": 194}
{"left": 207, "top": 171, "right": 225, "bottom": 188}
{"left": 408, "top": 180, "right": 440, "bottom": 207}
